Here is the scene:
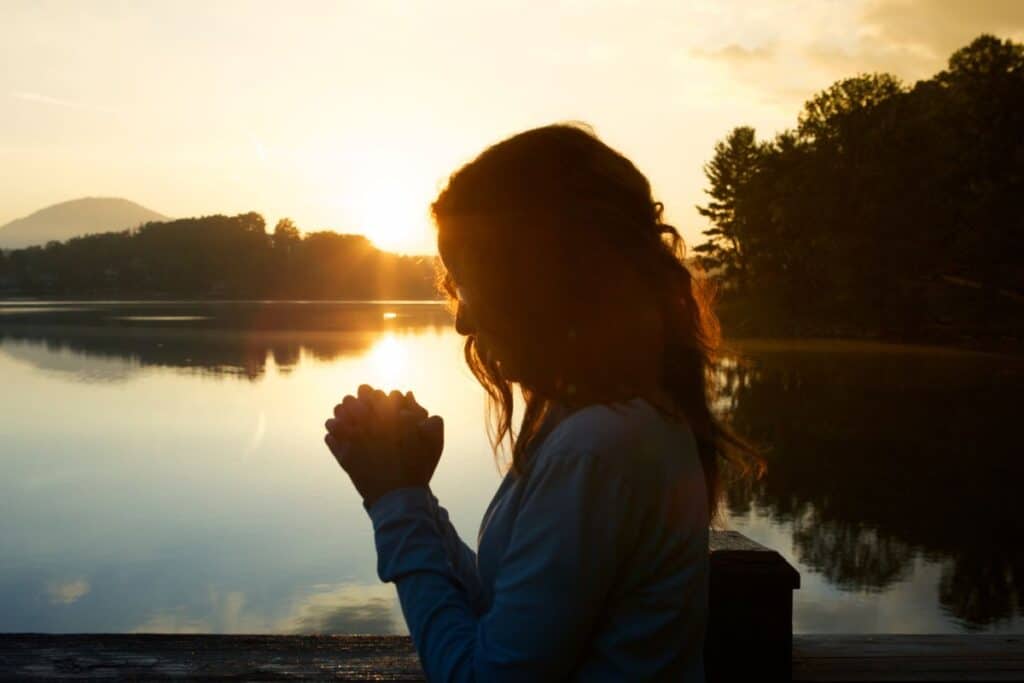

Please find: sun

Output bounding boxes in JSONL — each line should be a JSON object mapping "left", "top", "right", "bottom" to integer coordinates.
{"left": 357, "top": 200, "right": 429, "bottom": 254}
{"left": 334, "top": 147, "right": 438, "bottom": 255}
{"left": 348, "top": 184, "right": 435, "bottom": 254}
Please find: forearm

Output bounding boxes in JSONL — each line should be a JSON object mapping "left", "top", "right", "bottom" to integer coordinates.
{"left": 426, "top": 491, "right": 485, "bottom": 613}
{"left": 365, "top": 482, "right": 606, "bottom": 683}
{"left": 393, "top": 570, "right": 479, "bottom": 681}
{"left": 366, "top": 487, "right": 483, "bottom": 682}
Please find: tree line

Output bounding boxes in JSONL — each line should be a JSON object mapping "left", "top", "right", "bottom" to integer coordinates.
{"left": 694, "top": 34, "right": 1024, "bottom": 341}
{"left": 0, "top": 213, "right": 440, "bottom": 299}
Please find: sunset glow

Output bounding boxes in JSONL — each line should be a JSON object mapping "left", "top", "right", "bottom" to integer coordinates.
{"left": 315, "top": 140, "right": 440, "bottom": 254}
{"left": 3, "top": 0, "right": 1023, "bottom": 651}
{"left": 4, "top": 1, "right": 1021, "bottom": 254}
{"left": 346, "top": 173, "right": 434, "bottom": 255}
{"left": 369, "top": 333, "right": 409, "bottom": 385}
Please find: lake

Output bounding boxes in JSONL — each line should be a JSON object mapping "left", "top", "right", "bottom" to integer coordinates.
{"left": 1, "top": 301, "right": 1022, "bottom": 635}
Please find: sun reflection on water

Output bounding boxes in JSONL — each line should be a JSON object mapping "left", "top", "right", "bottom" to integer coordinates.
{"left": 368, "top": 333, "right": 408, "bottom": 386}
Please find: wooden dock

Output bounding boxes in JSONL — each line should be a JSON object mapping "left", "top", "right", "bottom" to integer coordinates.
{"left": 2, "top": 633, "right": 1022, "bottom": 680}
{"left": 2, "top": 531, "right": 1020, "bottom": 680}
{"left": 793, "top": 634, "right": 1024, "bottom": 681}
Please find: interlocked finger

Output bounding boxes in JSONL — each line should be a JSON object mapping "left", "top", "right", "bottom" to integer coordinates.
{"left": 324, "top": 432, "right": 352, "bottom": 471}
{"left": 404, "top": 391, "right": 429, "bottom": 421}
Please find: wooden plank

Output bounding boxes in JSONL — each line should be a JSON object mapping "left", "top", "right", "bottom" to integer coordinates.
{"left": 710, "top": 528, "right": 771, "bottom": 552}
{"left": 793, "top": 634, "right": 1024, "bottom": 682}
{"left": 0, "top": 634, "right": 424, "bottom": 680}
{"left": 4, "top": 634, "right": 1024, "bottom": 681}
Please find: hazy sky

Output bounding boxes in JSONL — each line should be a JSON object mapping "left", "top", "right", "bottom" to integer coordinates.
{"left": 3, "top": 0, "right": 1023, "bottom": 253}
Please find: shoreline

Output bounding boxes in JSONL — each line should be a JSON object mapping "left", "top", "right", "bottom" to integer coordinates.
{"left": 1, "top": 297, "right": 1019, "bottom": 356}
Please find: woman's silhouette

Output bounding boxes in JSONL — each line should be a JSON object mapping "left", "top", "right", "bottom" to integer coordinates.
{"left": 324, "top": 122, "right": 758, "bottom": 682}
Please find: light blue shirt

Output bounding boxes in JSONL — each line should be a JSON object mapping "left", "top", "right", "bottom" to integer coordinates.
{"left": 364, "top": 397, "right": 709, "bottom": 682}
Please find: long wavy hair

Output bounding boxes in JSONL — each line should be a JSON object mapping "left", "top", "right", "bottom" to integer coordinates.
{"left": 431, "top": 122, "right": 761, "bottom": 522}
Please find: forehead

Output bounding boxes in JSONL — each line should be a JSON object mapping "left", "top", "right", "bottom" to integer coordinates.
{"left": 437, "top": 220, "right": 494, "bottom": 286}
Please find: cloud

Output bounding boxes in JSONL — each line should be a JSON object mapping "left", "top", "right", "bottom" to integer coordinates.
{"left": 130, "top": 582, "right": 404, "bottom": 635}
{"left": 278, "top": 583, "right": 404, "bottom": 635}
{"left": 243, "top": 410, "right": 267, "bottom": 456}
{"left": 800, "top": 42, "right": 926, "bottom": 83}
{"left": 862, "top": 0, "right": 1024, "bottom": 58}
{"left": 686, "top": 0, "right": 1024, "bottom": 123}
{"left": 800, "top": 0, "right": 1024, "bottom": 83}
{"left": 132, "top": 608, "right": 211, "bottom": 634}
{"left": 9, "top": 91, "right": 116, "bottom": 115}
{"left": 690, "top": 41, "right": 829, "bottom": 114}
{"left": 132, "top": 589, "right": 252, "bottom": 634}
{"left": 692, "top": 44, "right": 776, "bottom": 63}
{"left": 47, "top": 579, "right": 91, "bottom": 605}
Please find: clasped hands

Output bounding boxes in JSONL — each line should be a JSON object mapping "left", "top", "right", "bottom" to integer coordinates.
{"left": 324, "top": 384, "right": 444, "bottom": 509}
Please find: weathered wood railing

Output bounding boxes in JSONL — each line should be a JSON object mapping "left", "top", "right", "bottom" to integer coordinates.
{"left": 2, "top": 530, "right": 1022, "bottom": 680}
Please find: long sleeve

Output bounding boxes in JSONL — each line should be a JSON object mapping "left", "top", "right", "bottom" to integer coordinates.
{"left": 427, "top": 490, "right": 486, "bottom": 615}
{"left": 361, "top": 488, "right": 485, "bottom": 615}
{"left": 365, "top": 438, "right": 637, "bottom": 682}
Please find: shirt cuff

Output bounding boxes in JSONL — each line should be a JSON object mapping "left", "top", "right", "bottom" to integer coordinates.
{"left": 364, "top": 486, "right": 448, "bottom": 583}
{"left": 363, "top": 485, "right": 434, "bottom": 518}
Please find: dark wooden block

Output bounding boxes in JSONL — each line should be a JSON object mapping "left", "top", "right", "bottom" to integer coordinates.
{"left": 707, "top": 529, "right": 801, "bottom": 681}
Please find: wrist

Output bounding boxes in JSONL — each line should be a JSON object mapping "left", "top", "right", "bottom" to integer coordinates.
{"left": 362, "top": 484, "right": 431, "bottom": 514}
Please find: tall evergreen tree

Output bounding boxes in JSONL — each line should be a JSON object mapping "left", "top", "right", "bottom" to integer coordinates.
{"left": 693, "top": 126, "right": 763, "bottom": 291}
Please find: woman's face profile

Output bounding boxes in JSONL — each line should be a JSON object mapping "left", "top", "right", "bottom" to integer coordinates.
{"left": 444, "top": 249, "right": 522, "bottom": 380}
{"left": 454, "top": 282, "right": 518, "bottom": 377}
{"left": 453, "top": 285, "right": 477, "bottom": 336}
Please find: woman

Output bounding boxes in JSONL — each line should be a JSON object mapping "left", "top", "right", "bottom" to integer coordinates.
{"left": 323, "top": 123, "right": 758, "bottom": 682}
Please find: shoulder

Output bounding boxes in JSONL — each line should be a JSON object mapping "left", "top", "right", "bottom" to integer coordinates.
{"left": 530, "top": 398, "right": 699, "bottom": 480}
{"left": 548, "top": 400, "right": 650, "bottom": 453}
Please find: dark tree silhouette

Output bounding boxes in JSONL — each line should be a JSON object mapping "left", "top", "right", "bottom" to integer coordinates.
{"left": 696, "top": 34, "right": 1024, "bottom": 343}
{"left": 2, "top": 213, "right": 440, "bottom": 300}
{"left": 693, "top": 126, "right": 764, "bottom": 292}
{"left": 796, "top": 73, "right": 905, "bottom": 144}
{"left": 0, "top": 249, "right": 11, "bottom": 288}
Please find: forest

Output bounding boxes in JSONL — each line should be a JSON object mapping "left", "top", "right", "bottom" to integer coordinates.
{"left": 0, "top": 213, "right": 439, "bottom": 300}
{"left": 694, "top": 34, "right": 1023, "bottom": 342}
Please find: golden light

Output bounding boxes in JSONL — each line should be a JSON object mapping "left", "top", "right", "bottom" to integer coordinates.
{"left": 353, "top": 191, "right": 429, "bottom": 253}
{"left": 382, "top": 311, "right": 397, "bottom": 319}
{"left": 323, "top": 141, "right": 438, "bottom": 255}
{"left": 368, "top": 333, "right": 408, "bottom": 385}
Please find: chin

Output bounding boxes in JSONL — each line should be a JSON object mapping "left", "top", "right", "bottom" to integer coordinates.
{"left": 497, "top": 360, "right": 523, "bottom": 381}
{"left": 490, "top": 355, "right": 511, "bottom": 377}
{"left": 476, "top": 340, "right": 518, "bottom": 378}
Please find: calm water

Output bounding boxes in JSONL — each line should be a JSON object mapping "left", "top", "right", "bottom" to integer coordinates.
{"left": 1, "top": 302, "right": 1022, "bottom": 634}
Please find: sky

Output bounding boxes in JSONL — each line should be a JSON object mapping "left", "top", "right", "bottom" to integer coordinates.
{"left": 2, "top": 0, "right": 1023, "bottom": 254}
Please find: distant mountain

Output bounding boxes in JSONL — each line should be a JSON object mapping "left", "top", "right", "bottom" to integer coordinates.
{"left": 0, "top": 197, "right": 168, "bottom": 249}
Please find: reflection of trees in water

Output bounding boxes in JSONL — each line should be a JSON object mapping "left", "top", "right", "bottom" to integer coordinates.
{"left": 717, "top": 346, "right": 1024, "bottom": 627}
{"left": 0, "top": 304, "right": 452, "bottom": 381}
{"left": 940, "top": 548, "right": 1024, "bottom": 630}
{"left": 790, "top": 514, "right": 916, "bottom": 591}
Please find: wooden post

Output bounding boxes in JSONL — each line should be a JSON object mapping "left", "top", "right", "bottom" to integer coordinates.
{"left": 707, "top": 529, "right": 801, "bottom": 681}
